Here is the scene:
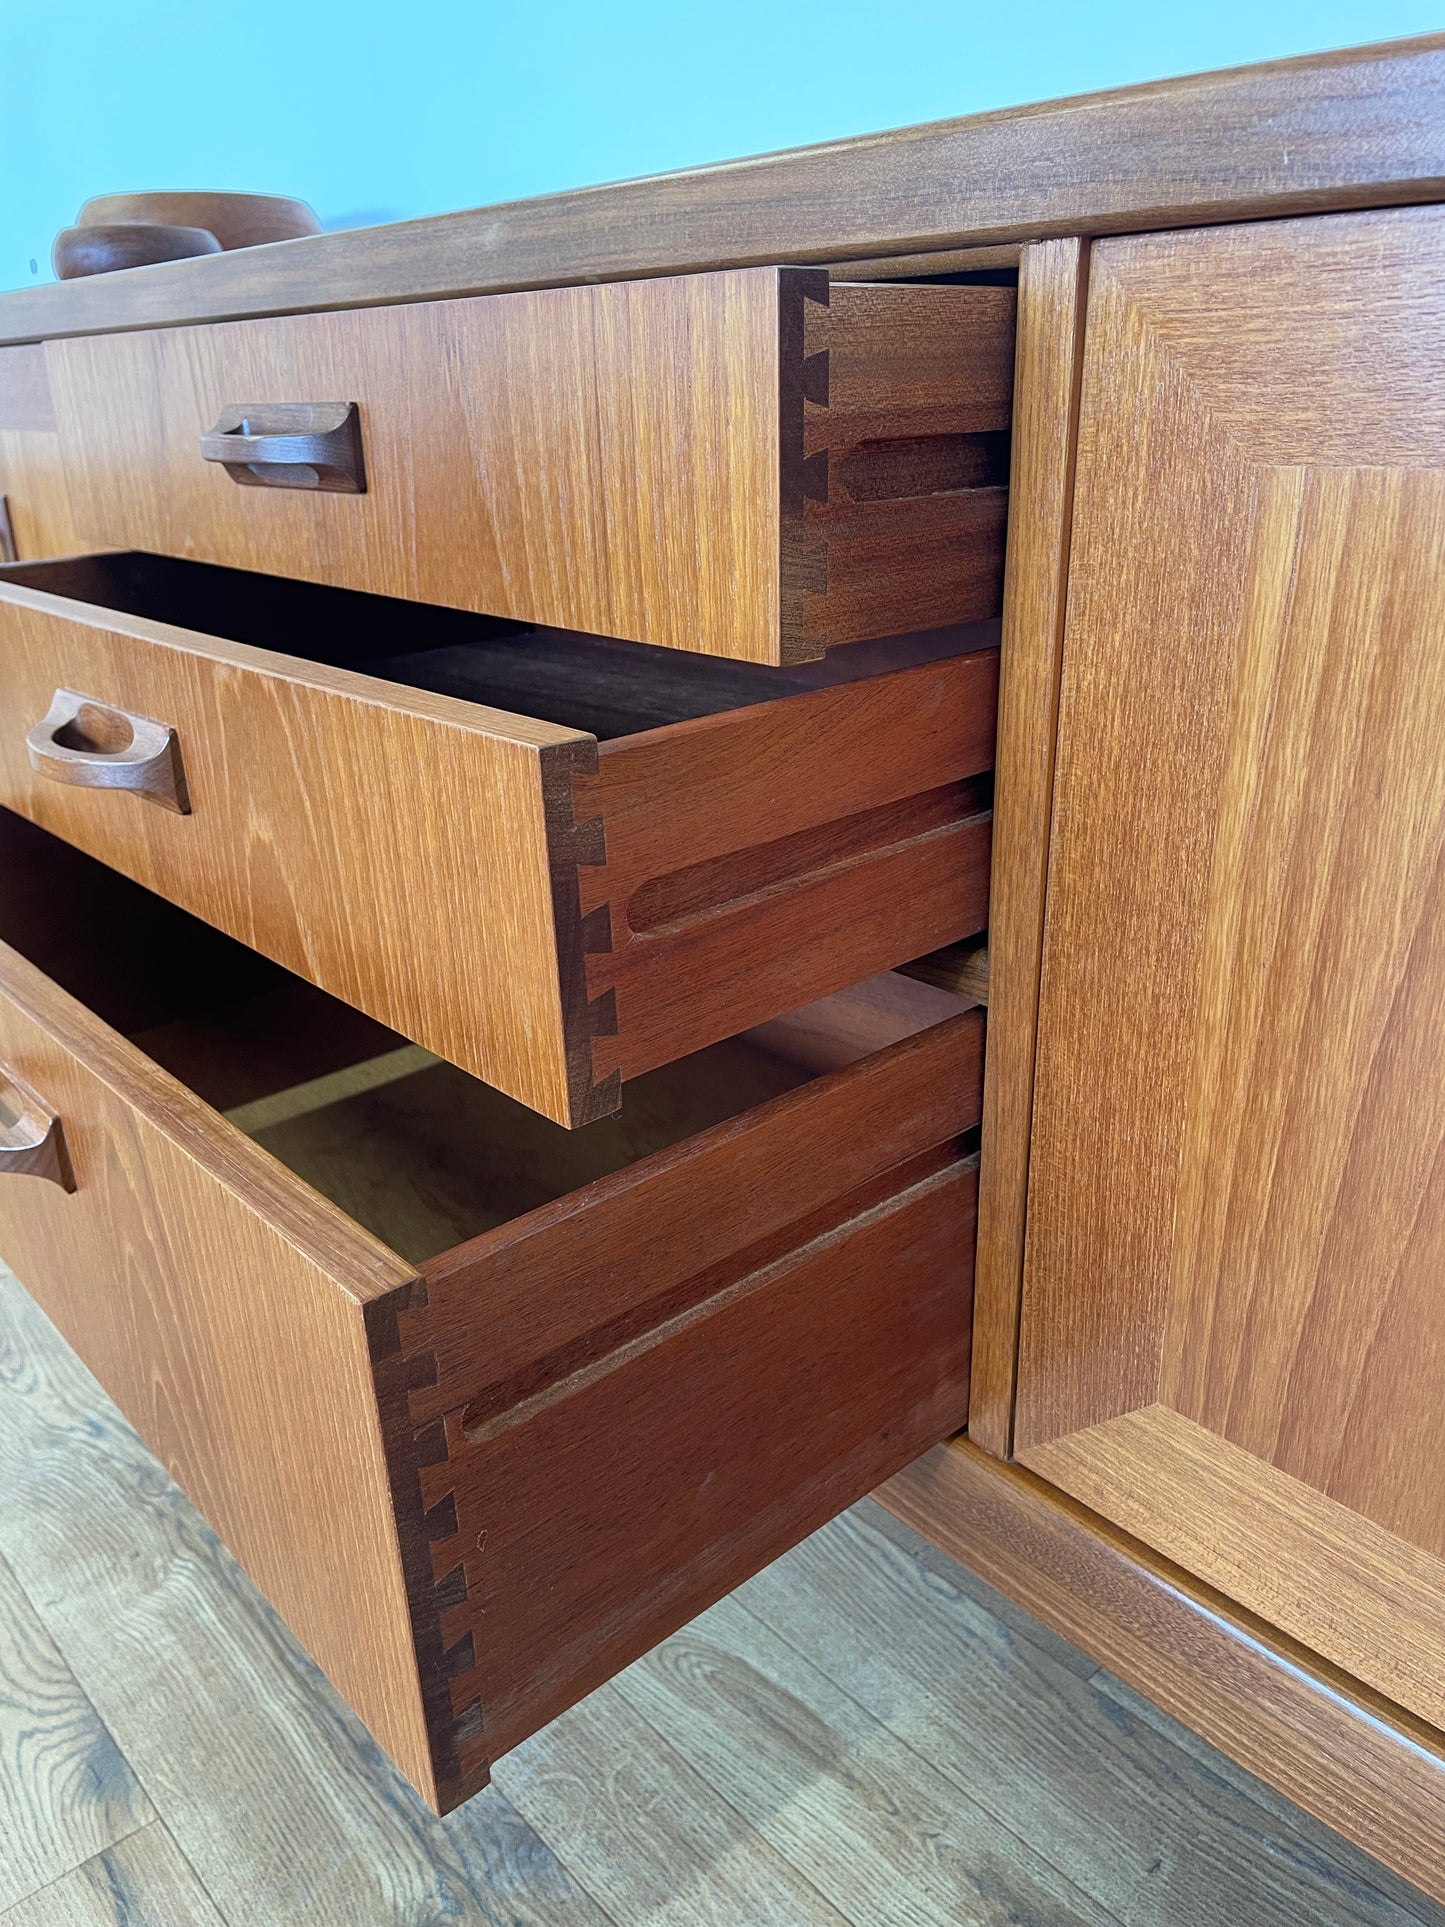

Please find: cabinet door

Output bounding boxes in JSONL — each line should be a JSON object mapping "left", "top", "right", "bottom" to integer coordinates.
{"left": 1015, "top": 206, "right": 1445, "bottom": 1731}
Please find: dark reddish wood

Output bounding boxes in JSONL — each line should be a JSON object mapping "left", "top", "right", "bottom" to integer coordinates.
{"left": 576, "top": 649, "right": 998, "bottom": 1086}
{"left": 804, "top": 486, "right": 1009, "bottom": 650}
{"left": 810, "top": 284, "right": 1016, "bottom": 447}
{"left": 376, "top": 1139, "right": 977, "bottom": 1806}
{"left": 410, "top": 1006, "right": 983, "bottom": 1423}
{"left": 358, "top": 989, "right": 980, "bottom": 1807}
{"left": 0, "top": 831, "right": 983, "bottom": 1811}
{"left": 53, "top": 224, "right": 221, "bottom": 280}
{"left": 787, "top": 278, "right": 1015, "bottom": 653}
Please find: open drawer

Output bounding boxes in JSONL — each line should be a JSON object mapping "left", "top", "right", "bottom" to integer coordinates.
{"left": 41, "top": 270, "right": 1015, "bottom": 664}
{"left": 0, "top": 552, "right": 996, "bottom": 1125}
{"left": 0, "top": 811, "right": 980, "bottom": 1812}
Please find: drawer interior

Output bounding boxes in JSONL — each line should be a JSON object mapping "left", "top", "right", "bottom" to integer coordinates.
{"left": 1, "top": 550, "right": 997, "bottom": 741}
{"left": 0, "top": 808, "right": 972, "bottom": 1265}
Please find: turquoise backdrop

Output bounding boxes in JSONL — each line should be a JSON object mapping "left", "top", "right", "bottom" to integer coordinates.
{"left": 1, "top": 2, "right": 1436, "bottom": 290}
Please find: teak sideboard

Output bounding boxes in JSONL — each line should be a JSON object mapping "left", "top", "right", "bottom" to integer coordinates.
{"left": 2, "top": 29, "right": 1445, "bottom": 1900}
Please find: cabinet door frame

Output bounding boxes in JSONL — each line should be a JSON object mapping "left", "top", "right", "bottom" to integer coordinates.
{"left": 1011, "top": 204, "right": 1445, "bottom": 1734}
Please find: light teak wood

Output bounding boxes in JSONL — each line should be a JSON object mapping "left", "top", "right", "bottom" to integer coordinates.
{"left": 0, "top": 829, "right": 981, "bottom": 1812}
{"left": 968, "top": 240, "right": 1088, "bottom": 1457}
{"left": 45, "top": 272, "right": 1013, "bottom": 664}
{"left": 0, "top": 347, "right": 88, "bottom": 560}
{"left": 0, "top": 938, "right": 435, "bottom": 1800}
{"left": 0, "top": 575, "right": 597, "bottom": 1126}
{"left": 0, "top": 37, "right": 1439, "bottom": 346}
{"left": 1013, "top": 205, "right": 1445, "bottom": 1734}
{"left": 880, "top": 1439, "right": 1445, "bottom": 1908}
{"left": 0, "top": 566, "right": 996, "bottom": 1124}
{"left": 899, "top": 937, "right": 989, "bottom": 1005}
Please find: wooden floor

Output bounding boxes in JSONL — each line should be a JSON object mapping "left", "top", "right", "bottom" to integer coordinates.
{"left": 0, "top": 1266, "right": 1440, "bottom": 1927}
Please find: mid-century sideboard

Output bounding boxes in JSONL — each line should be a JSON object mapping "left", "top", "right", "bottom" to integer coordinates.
{"left": 2, "top": 30, "right": 1444, "bottom": 1901}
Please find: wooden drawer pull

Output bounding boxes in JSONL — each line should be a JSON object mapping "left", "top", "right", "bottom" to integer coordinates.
{"left": 199, "top": 401, "right": 366, "bottom": 492}
{"left": 26, "top": 688, "right": 191, "bottom": 813}
{"left": 0, "top": 1069, "right": 74, "bottom": 1191}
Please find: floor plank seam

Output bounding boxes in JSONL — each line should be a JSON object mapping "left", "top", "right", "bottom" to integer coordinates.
{"left": 0, "top": 1821, "right": 152, "bottom": 1924}
{"left": 0, "top": 1543, "right": 158, "bottom": 1914}
{"left": 724, "top": 1591, "right": 1132, "bottom": 1927}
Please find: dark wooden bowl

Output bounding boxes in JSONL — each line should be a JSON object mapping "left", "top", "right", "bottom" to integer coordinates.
{"left": 77, "top": 191, "right": 321, "bottom": 250}
{"left": 52, "top": 222, "right": 223, "bottom": 280}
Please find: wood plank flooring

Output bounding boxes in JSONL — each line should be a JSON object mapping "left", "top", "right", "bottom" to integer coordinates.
{"left": 0, "top": 1263, "right": 1439, "bottom": 1927}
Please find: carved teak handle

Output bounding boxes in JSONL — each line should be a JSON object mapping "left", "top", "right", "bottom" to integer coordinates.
{"left": 200, "top": 401, "right": 366, "bottom": 492}
{"left": 0, "top": 1069, "right": 75, "bottom": 1191}
{"left": 26, "top": 689, "right": 192, "bottom": 813}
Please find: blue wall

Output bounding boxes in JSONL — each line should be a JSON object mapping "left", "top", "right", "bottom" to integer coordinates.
{"left": 2, "top": 2, "right": 1435, "bottom": 291}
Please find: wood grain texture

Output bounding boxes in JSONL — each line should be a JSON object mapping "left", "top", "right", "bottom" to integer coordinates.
{"left": 0, "top": 347, "right": 56, "bottom": 434}
{"left": 577, "top": 649, "right": 997, "bottom": 1084}
{"left": 0, "top": 573, "right": 603, "bottom": 1126}
{"left": 1012, "top": 202, "right": 1445, "bottom": 1733}
{"left": 373, "top": 1000, "right": 982, "bottom": 1805}
{"left": 0, "top": 565, "right": 996, "bottom": 1123}
{"left": 417, "top": 1160, "right": 974, "bottom": 1796}
{"left": 75, "top": 190, "right": 321, "bottom": 250}
{"left": 747, "top": 1501, "right": 1437, "bottom": 1927}
{"left": 46, "top": 271, "right": 786, "bottom": 661}
{"left": 0, "top": 1272, "right": 579, "bottom": 1926}
{"left": 45, "top": 271, "right": 1011, "bottom": 664}
{"left": 1026, "top": 1408, "right": 1445, "bottom": 1737}
{"left": 497, "top": 1681, "right": 852, "bottom": 1927}
{"left": 408, "top": 998, "right": 983, "bottom": 1426}
{"left": 0, "top": 939, "right": 435, "bottom": 1804}
{"left": 4, "top": 1263, "right": 1436, "bottom": 1925}
{"left": 967, "top": 239, "right": 1088, "bottom": 1457}
{"left": 0, "top": 834, "right": 981, "bottom": 1815}
{"left": 808, "top": 284, "right": 1015, "bottom": 446}
{"left": 827, "top": 244, "right": 1022, "bottom": 279}
{"left": 0, "top": 1554, "right": 152, "bottom": 1913}
{"left": 900, "top": 937, "right": 989, "bottom": 1004}
{"left": 2, "top": 36, "right": 1441, "bottom": 344}
{"left": 880, "top": 1438, "right": 1445, "bottom": 1908}
{"left": 0, "top": 1826, "right": 225, "bottom": 1927}
{"left": 615, "top": 1591, "right": 1117, "bottom": 1927}
{"left": 0, "top": 349, "right": 87, "bottom": 561}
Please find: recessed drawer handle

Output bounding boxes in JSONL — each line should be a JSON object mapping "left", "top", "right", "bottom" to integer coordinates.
{"left": 26, "top": 688, "right": 192, "bottom": 814}
{"left": 0, "top": 1069, "right": 74, "bottom": 1191}
{"left": 199, "top": 401, "right": 366, "bottom": 492}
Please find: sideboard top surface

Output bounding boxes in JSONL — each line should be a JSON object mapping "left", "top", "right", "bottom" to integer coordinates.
{"left": 0, "top": 33, "right": 1442, "bottom": 347}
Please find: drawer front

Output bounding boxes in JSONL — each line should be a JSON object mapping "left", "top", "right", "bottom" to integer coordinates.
{"left": 0, "top": 567, "right": 996, "bottom": 1124}
{"left": 45, "top": 271, "right": 1014, "bottom": 664}
{"left": 0, "top": 892, "right": 981, "bottom": 1812}
{"left": 0, "top": 939, "right": 436, "bottom": 1798}
{"left": 0, "top": 572, "right": 593, "bottom": 1124}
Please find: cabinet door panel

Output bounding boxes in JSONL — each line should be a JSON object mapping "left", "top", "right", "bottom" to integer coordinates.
{"left": 1016, "top": 205, "right": 1445, "bottom": 1730}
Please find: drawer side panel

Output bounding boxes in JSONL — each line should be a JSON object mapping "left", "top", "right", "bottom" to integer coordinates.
{"left": 374, "top": 1008, "right": 982, "bottom": 1807}
{"left": 0, "top": 940, "right": 435, "bottom": 1802}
